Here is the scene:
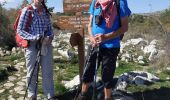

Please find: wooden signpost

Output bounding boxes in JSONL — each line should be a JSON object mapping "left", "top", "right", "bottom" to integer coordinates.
{"left": 54, "top": 0, "right": 91, "bottom": 82}
{"left": 63, "top": 0, "right": 91, "bottom": 14}
{"left": 54, "top": 15, "right": 89, "bottom": 30}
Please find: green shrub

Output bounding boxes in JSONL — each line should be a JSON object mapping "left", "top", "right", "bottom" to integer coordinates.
{"left": 0, "top": 5, "right": 16, "bottom": 49}
{"left": 115, "top": 61, "right": 143, "bottom": 76}
{"left": 131, "top": 14, "right": 144, "bottom": 23}
{"left": 54, "top": 82, "right": 68, "bottom": 95}
{"left": 160, "top": 8, "right": 170, "bottom": 23}
{"left": 0, "top": 54, "right": 22, "bottom": 62}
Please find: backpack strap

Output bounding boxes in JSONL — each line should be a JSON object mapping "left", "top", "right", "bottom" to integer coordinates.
{"left": 13, "top": 5, "right": 33, "bottom": 32}
{"left": 25, "top": 5, "right": 33, "bottom": 32}
{"left": 93, "top": 0, "right": 96, "bottom": 13}
{"left": 115, "top": 0, "right": 124, "bottom": 40}
{"left": 115, "top": 0, "right": 121, "bottom": 27}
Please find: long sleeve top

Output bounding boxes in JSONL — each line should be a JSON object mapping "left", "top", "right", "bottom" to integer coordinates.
{"left": 17, "top": 3, "right": 54, "bottom": 40}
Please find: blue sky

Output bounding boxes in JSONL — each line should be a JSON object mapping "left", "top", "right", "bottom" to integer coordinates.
{"left": 0, "top": 0, "right": 170, "bottom": 13}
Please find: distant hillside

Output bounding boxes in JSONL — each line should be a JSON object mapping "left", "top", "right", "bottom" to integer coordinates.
{"left": 125, "top": 9, "right": 170, "bottom": 41}
{"left": 124, "top": 8, "right": 170, "bottom": 69}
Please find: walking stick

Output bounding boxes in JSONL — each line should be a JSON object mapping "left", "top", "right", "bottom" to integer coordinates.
{"left": 83, "top": 45, "right": 94, "bottom": 76}
{"left": 74, "top": 45, "right": 94, "bottom": 100}
{"left": 23, "top": 53, "right": 40, "bottom": 100}
{"left": 24, "top": 31, "right": 47, "bottom": 100}
{"left": 92, "top": 46, "right": 99, "bottom": 100}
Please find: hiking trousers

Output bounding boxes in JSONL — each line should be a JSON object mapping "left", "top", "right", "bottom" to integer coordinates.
{"left": 82, "top": 47, "right": 120, "bottom": 89}
{"left": 24, "top": 41, "right": 54, "bottom": 99}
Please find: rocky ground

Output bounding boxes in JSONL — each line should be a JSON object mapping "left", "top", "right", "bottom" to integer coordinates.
{"left": 0, "top": 32, "right": 169, "bottom": 100}
{"left": 0, "top": 62, "right": 49, "bottom": 100}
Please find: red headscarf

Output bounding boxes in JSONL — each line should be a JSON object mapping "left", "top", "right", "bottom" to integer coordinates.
{"left": 95, "top": 0, "right": 117, "bottom": 28}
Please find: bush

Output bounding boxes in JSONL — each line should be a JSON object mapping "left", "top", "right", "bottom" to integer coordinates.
{"left": 0, "top": 5, "right": 16, "bottom": 50}
{"left": 54, "top": 82, "right": 68, "bottom": 95}
{"left": 130, "top": 14, "right": 144, "bottom": 24}
{"left": 161, "top": 8, "right": 170, "bottom": 23}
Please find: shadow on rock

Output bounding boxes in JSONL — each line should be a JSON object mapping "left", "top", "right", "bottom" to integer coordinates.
{"left": 6, "top": 65, "right": 18, "bottom": 72}
{"left": 133, "top": 87, "right": 170, "bottom": 100}
{"left": 54, "top": 86, "right": 170, "bottom": 100}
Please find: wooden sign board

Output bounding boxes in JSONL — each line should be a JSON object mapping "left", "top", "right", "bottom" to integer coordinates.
{"left": 63, "top": 0, "right": 91, "bottom": 13}
{"left": 53, "top": 15, "right": 89, "bottom": 30}
{"left": 64, "top": 0, "right": 91, "bottom": 3}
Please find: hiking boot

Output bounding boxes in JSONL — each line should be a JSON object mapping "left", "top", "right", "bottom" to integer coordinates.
{"left": 48, "top": 96, "right": 59, "bottom": 100}
{"left": 76, "top": 93, "right": 86, "bottom": 100}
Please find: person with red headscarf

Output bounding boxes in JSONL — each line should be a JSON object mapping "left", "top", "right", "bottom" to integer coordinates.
{"left": 77, "top": 0, "right": 131, "bottom": 100}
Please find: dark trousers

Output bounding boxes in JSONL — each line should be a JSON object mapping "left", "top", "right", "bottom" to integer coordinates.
{"left": 82, "top": 46, "right": 120, "bottom": 89}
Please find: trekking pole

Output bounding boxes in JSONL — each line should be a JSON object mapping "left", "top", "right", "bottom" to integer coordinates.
{"left": 34, "top": 33, "right": 46, "bottom": 96}
{"left": 92, "top": 46, "right": 99, "bottom": 100}
{"left": 74, "top": 45, "right": 94, "bottom": 100}
{"left": 23, "top": 31, "right": 47, "bottom": 100}
{"left": 34, "top": 49, "right": 41, "bottom": 97}
{"left": 23, "top": 54, "right": 40, "bottom": 100}
{"left": 83, "top": 45, "right": 94, "bottom": 76}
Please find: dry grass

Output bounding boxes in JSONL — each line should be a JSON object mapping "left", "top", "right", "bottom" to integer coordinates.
{"left": 123, "top": 13, "right": 170, "bottom": 71}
